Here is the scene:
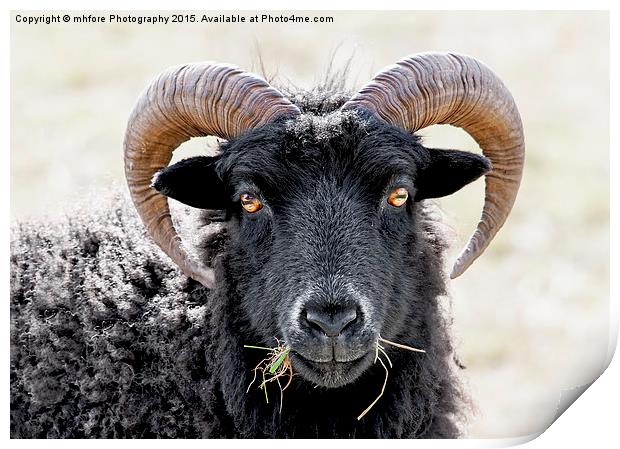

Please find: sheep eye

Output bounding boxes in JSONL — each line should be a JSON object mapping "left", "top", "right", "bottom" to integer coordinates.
{"left": 240, "top": 193, "right": 262, "bottom": 213}
{"left": 387, "top": 187, "right": 409, "bottom": 207}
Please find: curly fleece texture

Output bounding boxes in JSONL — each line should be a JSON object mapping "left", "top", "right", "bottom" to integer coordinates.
{"left": 10, "top": 193, "right": 469, "bottom": 438}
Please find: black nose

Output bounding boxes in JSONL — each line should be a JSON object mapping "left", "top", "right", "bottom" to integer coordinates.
{"left": 304, "top": 306, "right": 358, "bottom": 337}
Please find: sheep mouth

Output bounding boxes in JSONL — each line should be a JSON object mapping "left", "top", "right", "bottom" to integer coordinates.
{"left": 289, "top": 351, "right": 373, "bottom": 388}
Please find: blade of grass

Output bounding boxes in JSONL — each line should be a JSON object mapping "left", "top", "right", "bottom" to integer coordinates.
{"left": 244, "top": 345, "right": 275, "bottom": 351}
{"left": 377, "top": 346, "right": 393, "bottom": 368}
{"left": 262, "top": 369, "right": 269, "bottom": 404}
{"left": 379, "top": 337, "right": 425, "bottom": 353}
{"left": 357, "top": 356, "right": 389, "bottom": 421}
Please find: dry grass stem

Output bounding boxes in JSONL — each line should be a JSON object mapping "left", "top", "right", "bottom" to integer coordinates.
{"left": 357, "top": 336, "right": 426, "bottom": 420}
{"left": 377, "top": 345, "right": 393, "bottom": 368}
{"left": 357, "top": 356, "right": 389, "bottom": 421}
{"left": 378, "top": 336, "right": 426, "bottom": 353}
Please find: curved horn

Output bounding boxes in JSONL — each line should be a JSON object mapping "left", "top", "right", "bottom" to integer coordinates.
{"left": 124, "top": 63, "right": 300, "bottom": 288}
{"left": 343, "top": 52, "right": 524, "bottom": 278}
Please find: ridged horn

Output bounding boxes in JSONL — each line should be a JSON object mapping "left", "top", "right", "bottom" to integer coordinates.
{"left": 124, "top": 62, "right": 300, "bottom": 288}
{"left": 343, "top": 52, "right": 525, "bottom": 278}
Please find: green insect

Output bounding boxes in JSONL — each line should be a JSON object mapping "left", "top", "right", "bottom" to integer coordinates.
{"left": 269, "top": 348, "right": 291, "bottom": 374}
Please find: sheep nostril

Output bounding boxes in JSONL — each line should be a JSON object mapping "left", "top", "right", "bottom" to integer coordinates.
{"left": 304, "top": 307, "right": 358, "bottom": 337}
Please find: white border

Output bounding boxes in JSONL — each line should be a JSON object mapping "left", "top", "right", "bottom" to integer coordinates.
{"left": 3, "top": 1, "right": 617, "bottom": 447}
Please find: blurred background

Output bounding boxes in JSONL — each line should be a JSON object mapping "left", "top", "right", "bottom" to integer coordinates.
{"left": 11, "top": 11, "right": 609, "bottom": 438}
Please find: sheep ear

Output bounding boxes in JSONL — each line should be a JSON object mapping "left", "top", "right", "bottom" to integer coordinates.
{"left": 415, "top": 148, "right": 492, "bottom": 201}
{"left": 152, "top": 156, "right": 229, "bottom": 210}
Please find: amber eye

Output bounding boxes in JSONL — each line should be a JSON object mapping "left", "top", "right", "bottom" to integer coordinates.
{"left": 387, "top": 187, "right": 409, "bottom": 207}
{"left": 240, "top": 193, "right": 263, "bottom": 213}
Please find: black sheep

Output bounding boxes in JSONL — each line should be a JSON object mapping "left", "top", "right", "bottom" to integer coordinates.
{"left": 10, "top": 52, "right": 524, "bottom": 438}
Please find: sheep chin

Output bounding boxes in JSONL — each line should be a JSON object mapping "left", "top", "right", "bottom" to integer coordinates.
{"left": 288, "top": 350, "right": 373, "bottom": 388}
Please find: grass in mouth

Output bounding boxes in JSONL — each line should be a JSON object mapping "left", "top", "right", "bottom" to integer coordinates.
{"left": 244, "top": 336, "right": 425, "bottom": 420}
{"left": 244, "top": 341, "right": 293, "bottom": 413}
{"left": 356, "top": 336, "right": 425, "bottom": 421}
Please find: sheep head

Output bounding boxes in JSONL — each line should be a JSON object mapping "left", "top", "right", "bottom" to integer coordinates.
{"left": 123, "top": 53, "right": 524, "bottom": 387}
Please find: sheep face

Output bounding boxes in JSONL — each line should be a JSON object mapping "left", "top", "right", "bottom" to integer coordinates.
{"left": 153, "top": 111, "right": 490, "bottom": 388}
